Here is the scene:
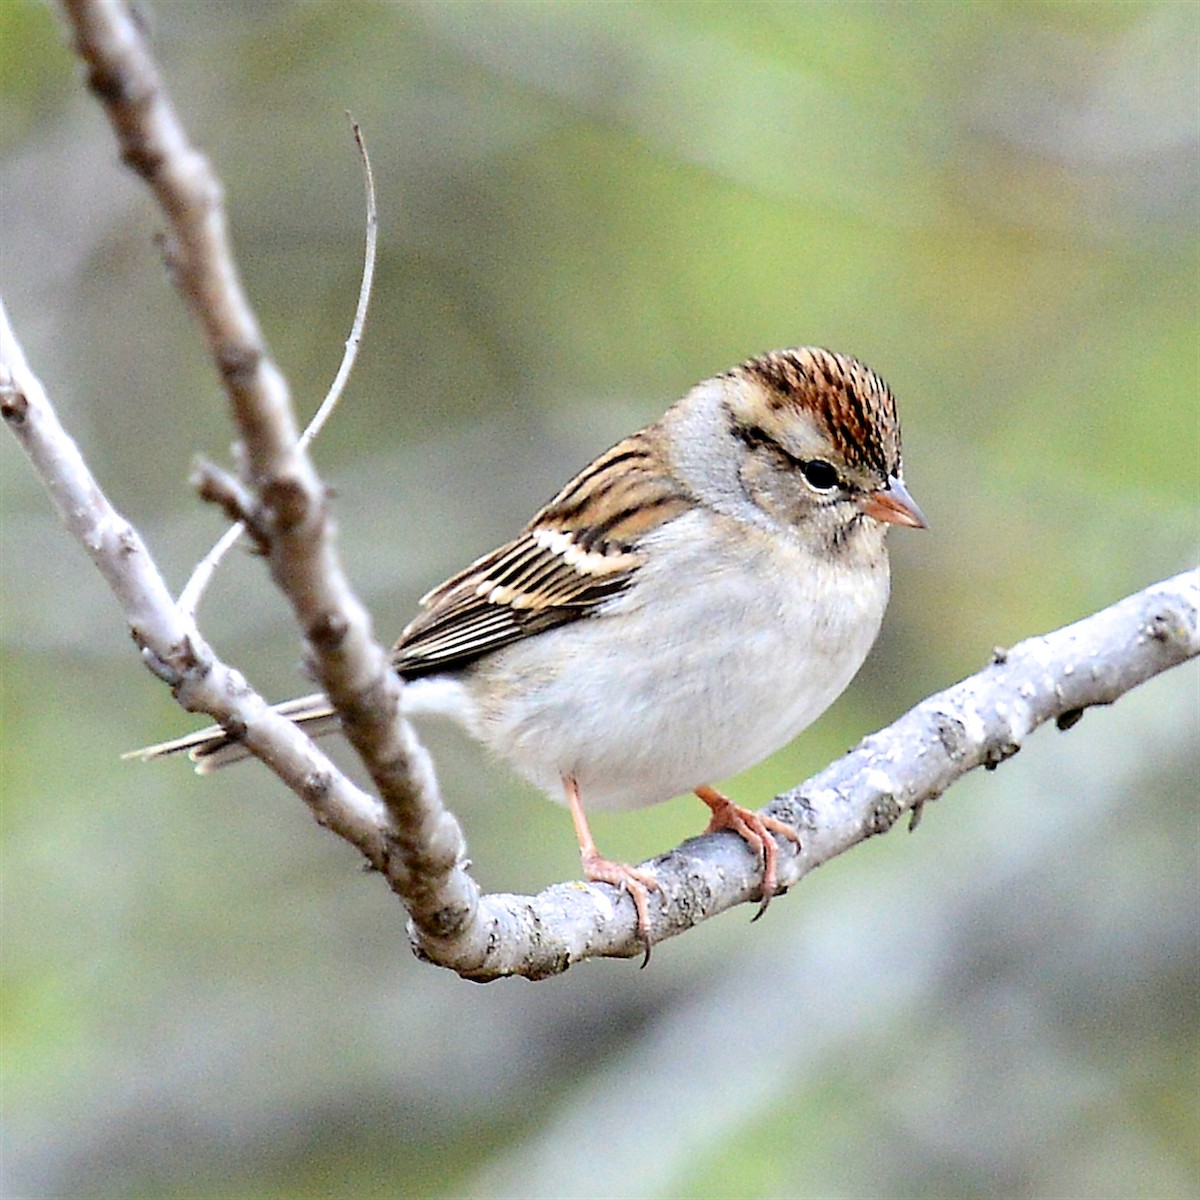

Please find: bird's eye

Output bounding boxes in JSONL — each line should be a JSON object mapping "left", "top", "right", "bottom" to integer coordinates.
{"left": 801, "top": 459, "right": 839, "bottom": 491}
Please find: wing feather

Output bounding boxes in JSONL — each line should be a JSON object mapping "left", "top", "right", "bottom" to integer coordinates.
{"left": 393, "top": 426, "right": 692, "bottom": 679}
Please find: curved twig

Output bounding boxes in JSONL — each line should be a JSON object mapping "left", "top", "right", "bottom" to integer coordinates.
{"left": 178, "top": 116, "right": 378, "bottom": 618}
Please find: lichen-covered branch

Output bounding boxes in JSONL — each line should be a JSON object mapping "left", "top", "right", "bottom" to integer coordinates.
{"left": 409, "top": 568, "right": 1197, "bottom": 979}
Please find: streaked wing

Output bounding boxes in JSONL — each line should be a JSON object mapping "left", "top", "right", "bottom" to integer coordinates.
{"left": 393, "top": 426, "right": 692, "bottom": 679}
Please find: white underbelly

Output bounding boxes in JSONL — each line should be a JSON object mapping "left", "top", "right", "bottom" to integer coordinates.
{"left": 436, "top": 518, "right": 890, "bottom": 811}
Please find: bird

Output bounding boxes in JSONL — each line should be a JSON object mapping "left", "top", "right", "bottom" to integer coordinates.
{"left": 132, "top": 347, "right": 925, "bottom": 959}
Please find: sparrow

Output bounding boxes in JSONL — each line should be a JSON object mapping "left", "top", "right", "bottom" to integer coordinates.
{"left": 133, "top": 347, "right": 925, "bottom": 959}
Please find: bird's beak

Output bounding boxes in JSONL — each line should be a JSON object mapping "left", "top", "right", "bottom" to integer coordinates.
{"left": 861, "top": 476, "right": 927, "bottom": 529}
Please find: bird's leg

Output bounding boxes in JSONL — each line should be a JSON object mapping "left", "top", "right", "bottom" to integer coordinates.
{"left": 565, "top": 775, "right": 660, "bottom": 966}
{"left": 695, "top": 785, "right": 801, "bottom": 919}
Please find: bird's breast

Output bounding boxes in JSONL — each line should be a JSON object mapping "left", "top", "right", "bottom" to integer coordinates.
{"left": 454, "top": 510, "right": 891, "bottom": 811}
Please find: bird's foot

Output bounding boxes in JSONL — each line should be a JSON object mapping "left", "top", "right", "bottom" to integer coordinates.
{"left": 695, "top": 785, "right": 801, "bottom": 919}
{"left": 581, "top": 851, "right": 661, "bottom": 967}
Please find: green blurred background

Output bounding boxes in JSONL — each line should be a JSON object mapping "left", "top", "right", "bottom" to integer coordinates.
{"left": 2, "top": 2, "right": 1197, "bottom": 1197}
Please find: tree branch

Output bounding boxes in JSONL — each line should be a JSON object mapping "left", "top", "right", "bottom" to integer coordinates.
{"left": 4, "top": 0, "right": 1192, "bottom": 984}
{"left": 6, "top": 300, "right": 1192, "bottom": 977}
{"left": 57, "top": 0, "right": 479, "bottom": 942}
{"left": 177, "top": 116, "right": 377, "bottom": 620}
{"left": 0, "top": 299, "right": 389, "bottom": 866}
{"left": 409, "top": 568, "right": 1197, "bottom": 979}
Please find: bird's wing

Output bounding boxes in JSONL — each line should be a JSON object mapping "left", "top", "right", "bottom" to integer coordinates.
{"left": 393, "top": 426, "right": 692, "bottom": 678}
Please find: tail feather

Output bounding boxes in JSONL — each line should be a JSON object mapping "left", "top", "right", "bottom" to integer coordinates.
{"left": 123, "top": 692, "right": 337, "bottom": 773}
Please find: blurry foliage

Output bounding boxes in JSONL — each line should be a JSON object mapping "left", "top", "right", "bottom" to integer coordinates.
{"left": 1, "top": 2, "right": 1196, "bottom": 1198}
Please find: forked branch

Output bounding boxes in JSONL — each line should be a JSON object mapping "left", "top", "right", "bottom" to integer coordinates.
{"left": 57, "top": 0, "right": 477, "bottom": 942}
{"left": 1, "top": 0, "right": 1193, "bottom": 982}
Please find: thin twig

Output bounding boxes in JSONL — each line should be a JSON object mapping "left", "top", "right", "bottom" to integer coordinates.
{"left": 176, "top": 521, "right": 244, "bottom": 616}
{"left": 178, "top": 116, "right": 378, "bottom": 618}
{"left": 300, "top": 117, "right": 378, "bottom": 452}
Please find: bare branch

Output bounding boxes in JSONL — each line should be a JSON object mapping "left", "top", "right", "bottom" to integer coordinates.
{"left": 6, "top": 280, "right": 1194, "bottom": 978}
{"left": 299, "top": 117, "right": 378, "bottom": 454}
{"left": 10, "top": 1, "right": 1193, "bottom": 985}
{"left": 176, "top": 521, "right": 246, "bottom": 618}
{"left": 410, "top": 568, "right": 1198, "bottom": 980}
{"left": 0, "top": 299, "right": 388, "bottom": 866}
{"left": 58, "top": 0, "right": 478, "bottom": 944}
